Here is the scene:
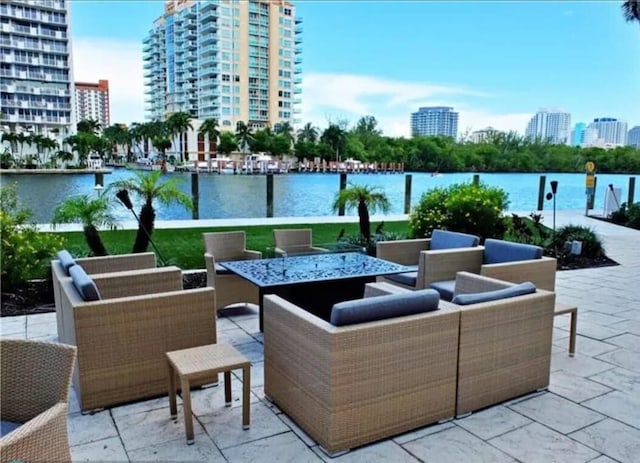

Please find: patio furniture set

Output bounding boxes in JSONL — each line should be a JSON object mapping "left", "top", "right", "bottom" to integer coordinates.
{"left": 1, "top": 227, "right": 576, "bottom": 460}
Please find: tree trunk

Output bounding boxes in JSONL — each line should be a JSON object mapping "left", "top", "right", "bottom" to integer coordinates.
{"left": 358, "top": 200, "right": 371, "bottom": 240}
{"left": 84, "top": 225, "right": 108, "bottom": 256}
{"left": 132, "top": 202, "right": 155, "bottom": 253}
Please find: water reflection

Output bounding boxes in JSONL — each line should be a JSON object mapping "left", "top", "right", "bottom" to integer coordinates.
{"left": 0, "top": 169, "right": 636, "bottom": 223}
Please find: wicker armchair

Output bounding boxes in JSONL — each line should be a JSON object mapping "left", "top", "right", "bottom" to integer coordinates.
{"left": 51, "top": 251, "right": 157, "bottom": 342}
{"left": 446, "top": 272, "right": 555, "bottom": 416}
{"left": 1, "top": 339, "right": 77, "bottom": 463}
{"left": 58, "top": 266, "right": 216, "bottom": 412}
{"left": 273, "top": 228, "right": 327, "bottom": 256}
{"left": 203, "top": 231, "right": 262, "bottom": 311}
{"left": 263, "top": 291, "right": 460, "bottom": 454}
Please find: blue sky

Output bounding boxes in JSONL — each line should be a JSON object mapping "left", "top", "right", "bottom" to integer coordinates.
{"left": 70, "top": 1, "right": 640, "bottom": 136}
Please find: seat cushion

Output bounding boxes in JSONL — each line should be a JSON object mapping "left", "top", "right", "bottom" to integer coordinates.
{"left": 1, "top": 419, "right": 22, "bottom": 436}
{"left": 385, "top": 271, "right": 418, "bottom": 287}
{"left": 452, "top": 282, "right": 537, "bottom": 305}
{"left": 430, "top": 280, "right": 456, "bottom": 302}
{"left": 330, "top": 289, "right": 440, "bottom": 326}
{"left": 430, "top": 230, "right": 480, "bottom": 250}
{"left": 483, "top": 239, "right": 543, "bottom": 264}
{"left": 57, "top": 249, "right": 76, "bottom": 275}
{"left": 69, "top": 265, "right": 101, "bottom": 301}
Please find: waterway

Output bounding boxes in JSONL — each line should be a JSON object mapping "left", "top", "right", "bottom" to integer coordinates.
{"left": 1, "top": 169, "right": 637, "bottom": 223}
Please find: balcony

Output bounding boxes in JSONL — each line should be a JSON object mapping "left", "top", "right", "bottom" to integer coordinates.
{"left": 200, "top": 44, "right": 218, "bottom": 56}
{"left": 295, "top": 36, "right": 303, "bottom": 44}
{"left": 295, "top": 46, "right": 302, "bottom": 55}
{"left": 295, "top": 17, "right": 303, "bottom": 24}
{"left": 201, "top": 31, "right": 217, "bottom": 46}
{"left": 201, "top": 21, "right": 217, "bottom": 34}
{"left": 294, "top": 87, "right": 302, "bottom": 94}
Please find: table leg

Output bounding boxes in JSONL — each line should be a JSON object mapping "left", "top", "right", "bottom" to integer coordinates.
{"left": 167, "top": 361, "right": 177, "bottom": 418}
{"left": 180, "top": 377, "right": 194, "bottom": 444}
{"left": 242, "top": 364, "right": 251, "bottom": 430}
{"left": 259, "top": 288, "right": 265, "bottom": 332}
{"left": 224, "top": 371, "right": 232, "bottom": 406}
{"left": 569, "top": 310, "right": 577, "bottom": 357}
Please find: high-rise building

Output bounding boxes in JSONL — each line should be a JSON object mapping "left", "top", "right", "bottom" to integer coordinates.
{"left": 525, "top": 109, "right": 571, "bottom": 144}
{"left": 571, "top": 122, "right": 586, "bottom": 146}
{"left": 588, "top": 118, "right": 627, "bottom": 146}
{"left": 410, "top": 106, "right": 459, "bottom": 138}
{"left": 0, "top": 0, "right": 75, "bottom": 135}
{"left": 143, "top": 0, "right": 302, "bottom": 131}
{"left": 468, "top": 126, "right": 498, "bottom": 143}
{"left": 628, "top": 126, "right": 640, "bottom": 149}
{"left": 74, "top": 79, "right": 110, "bottom": 128}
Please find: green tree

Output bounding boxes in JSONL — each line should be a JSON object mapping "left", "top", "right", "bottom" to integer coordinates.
{"left": 109, "top": 170, "right": 193, "bottom": 253}
{"left": 622, "top": 0, "right": 640, "bottom": 23}
{"left": 332, "top": 183, "right": 390, "bottom": 240}
{"left": 77, "top": 118, "right": 101, "bottom": 135}
{"left": 218, "top": 131, "right": 238, "bottom": 154}
{"left": 321, "top": 124, "right": 347, "bottom": 162}
{"left": 165, "top": 112, "right": 193, "bottom": 162}
{"left": 296, "top": 122, "right": 318, "bottom": 143}
{"left": 198, "top": 118, "right": 220, "bottom": 156}
{"left": 274, "top": 121, "right": 295, "bottom": 147}
{"left": 235, "top": 121, "right": 253, "bottom": 154}
{"left": 52, "top": 194, "right": 117, "bottom": 256}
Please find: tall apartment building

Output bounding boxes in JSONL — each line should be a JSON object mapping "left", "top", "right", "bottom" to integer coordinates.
{"left": 628, "top": 125, "right": 640, "bottom": 149}
{"left": 74, "top": 79, "right": 110, "bottom": 127}
{"left": 588, "top": 118, "right": 627, "bottom": 146}
{"left": 143, "top": 0, "right": 302, "bottom": 131}
{"left": 525, "top": 109, "right": 571, "bottom": 144}
{"left": 571, "top": 122, "right": 586, "bottom": 146}
{"left": 0, "top": 0, "right": 75, "bottom": 135}
{"left": 410, "top": 106, "right": 459, "bottom": 138}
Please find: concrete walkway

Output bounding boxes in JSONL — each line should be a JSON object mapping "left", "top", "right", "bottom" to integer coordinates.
{"left": 5, "top": 211, "right": 640, "bottom": 462}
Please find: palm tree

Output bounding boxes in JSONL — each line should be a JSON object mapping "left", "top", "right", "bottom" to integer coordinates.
{"left": 622, "top": 0, "right": 640, "bottom": 23}
{"left": 198, "top": 118, "right": 220, "bottom": 157}
{"left": 218, "top": 131, "right": 238, "bottom": 155}
{"left": 52, "top": 194, "right": 117, "bottom": 256}
{"left": 274, "top": 121, "right": 295, "bottom": 147}
{"left": 297, "top": 122, "right": 318, "bottom": 143}
{"left": 56, "top": 149, "right": 74, "bottom": 167}
{"left": 102, "top": 124, "right": 131, "bottom": 162}
{"left": 235, "top": 121, "right": 253, "bottom": 154}
{"left": 1, "top": 132, "right": 18, "bottom": 158}
{"left": 77, "top": 119, "right": 101, "bottom": 135}
{"left": 332, "top": 184, "right": 390, "bottom": 241}
{"left": 165, "top": 112, "right": 193, "bottom": 163}
{"left": 321, "top": 124, "right": 347, "bottom": 162}
{"left": 109, "top": 170, "right": 193, "bottom": 253}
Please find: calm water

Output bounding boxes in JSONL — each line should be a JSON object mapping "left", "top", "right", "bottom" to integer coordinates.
{"left": 1, "top": 169, "right": 637, "bottom": 223}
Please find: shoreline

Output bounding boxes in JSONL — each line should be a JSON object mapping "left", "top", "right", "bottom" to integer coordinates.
{"left": 0, "top": 168, "right": 113, "bottom": 175}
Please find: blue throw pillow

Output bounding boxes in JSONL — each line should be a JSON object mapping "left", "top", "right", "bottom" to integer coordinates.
{"left": 69, "top": 265, "right": 101, "bottom": 301}
{"left": 57, "top": 250, "right": 76, "bottom": 275}
{"left": 451, "top": 282, "right": 536, "bottom": 305}
{"left": 483, "top": 239, "right": 543, "bottom": 264}
{"left": 330, "top": 289, "right": 440, "bottom": 326}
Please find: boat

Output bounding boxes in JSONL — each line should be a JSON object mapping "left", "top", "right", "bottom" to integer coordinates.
{"left": 130, "top": 158, "right": 175, "bottom": 173}
{"left": 185, "top": 157, "right": 238, "bottom": 174}
{"left": 241, "top": 154, "right": 287, "bottom": 174}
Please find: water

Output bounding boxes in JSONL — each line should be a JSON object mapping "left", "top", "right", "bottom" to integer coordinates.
{"left": 1, "top": 169, "right": 637, "bottom": 223}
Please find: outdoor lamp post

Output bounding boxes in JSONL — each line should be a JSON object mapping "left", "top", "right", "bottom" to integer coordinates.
{"left": 116, "top": 189, "right": 167, "bottom": 265}
{"left": 546, "top": 180, "right": 558, "bottom": 256}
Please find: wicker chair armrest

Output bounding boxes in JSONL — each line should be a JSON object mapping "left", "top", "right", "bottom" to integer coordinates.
{"left": 363, "top": 282, "right": 413, "bottom": 298}
{"left": 419, "top": 247, "right": 484, "bottom": 288}
{"left": 376, "top": 238, "right": 431, "bottom": 265}
{"left": 243, "top": 250, "right": 263, "bottom": 259}
{"left": 481, "top": 256, "right": 557, "bottom": 291}
{"left": 454, "top": 271, "right": 514, "bottom": 295}
{"left": 0, "top": 402, "right": 71, "bottom": 463}
{"left": 91, "top": 266, "right": 183, "bottom": 298}
{"left": 76, "top": 252, "right": 157, "bottom": 274}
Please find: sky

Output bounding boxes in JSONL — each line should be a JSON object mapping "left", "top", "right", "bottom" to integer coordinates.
{"left": 70, "top": 1, "right": 640, "bottom": 137}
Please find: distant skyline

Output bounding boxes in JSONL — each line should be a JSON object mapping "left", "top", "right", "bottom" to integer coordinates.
{"left": 70, "top": 1, "right": 640, "bottom": 137}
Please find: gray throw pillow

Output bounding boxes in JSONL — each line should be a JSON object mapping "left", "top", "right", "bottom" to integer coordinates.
{"left": 451, "top": 282, "right": 536, "bottom": 305}
{"left": 69, "top": 265, "right": 101, "bottom": 301}
{"left": 57, "top": 250, "right": 76, "bottom": 275}
{"left": 330, "top": 289, "right": 440, "bottom": 326}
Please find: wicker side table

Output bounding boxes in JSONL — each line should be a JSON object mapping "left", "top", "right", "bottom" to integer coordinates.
{"left": 166, "top": 343, "right": 251, "bottom": 444}
{"left": 555, "top": 303, "right": 578, "bottom": 357}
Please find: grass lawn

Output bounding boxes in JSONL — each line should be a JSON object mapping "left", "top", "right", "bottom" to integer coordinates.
{"left": 52, "top": 221, "right": 412, "bottom": 270}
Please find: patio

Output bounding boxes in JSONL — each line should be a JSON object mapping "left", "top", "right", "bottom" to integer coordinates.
{"left": 3, "top": 211, "right": 640, "bottom": 462}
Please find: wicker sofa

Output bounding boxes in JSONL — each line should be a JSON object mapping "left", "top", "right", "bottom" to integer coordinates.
{"left": 58, "top": 265, "right": 217, "bottom": 412}
{"left": 263, "top": 288, "right": 460, "bottom": 454}
{"left": 51, "top": 251, "right": 157, "bottom": 341}
{"left": 368, "top": 271, "right": 556, "bottom": 417}
{"left": 1, "top": 339, "right": 77, "bottom": 463}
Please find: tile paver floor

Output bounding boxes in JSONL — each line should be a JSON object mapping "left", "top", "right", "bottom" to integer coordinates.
{"left": 4, "top": 211, "right": 640, "bottom": 462}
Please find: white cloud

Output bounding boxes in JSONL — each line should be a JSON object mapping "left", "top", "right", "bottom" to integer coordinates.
{"left": 71, "top": 37, "right": 145, "bottom": 125}
{"left": 69, "top": 38, "right": 533, "bottom": 135}
{"left": 301, "top": 73, "right": 532, "bottom": 137}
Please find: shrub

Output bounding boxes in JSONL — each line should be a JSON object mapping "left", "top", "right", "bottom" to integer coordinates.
{"left": 1, "top": 183, "right": 64, "bottom": 289}
{"left": 409, "top": 182, "right": 509, "bottom": 240}
{"left": 610, "top": 202, "right": 640, "bottom": 230}
{"left": 504, "top": 213, "right": 553, "bottom": 249}
{"left": 553, "top": 225, "right": 604, "bottom": 258}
